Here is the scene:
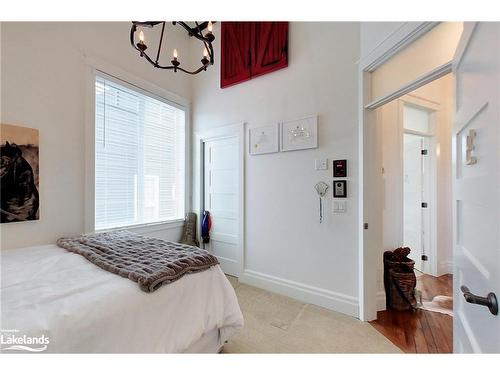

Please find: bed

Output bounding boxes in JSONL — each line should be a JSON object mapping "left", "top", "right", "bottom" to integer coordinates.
{"left": 1, "top": 243, "right": 243, "bottom": 353}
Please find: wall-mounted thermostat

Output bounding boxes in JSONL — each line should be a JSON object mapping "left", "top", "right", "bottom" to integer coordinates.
{"left": 333, "top": 180, "right": 347, "bottom": 198}
{"left": 333, "top": 159, "right": 347, "bottom": 177}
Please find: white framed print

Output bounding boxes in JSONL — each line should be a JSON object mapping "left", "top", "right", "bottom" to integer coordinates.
{"left": 280, "top": 115, "right": 318, "bottom": 152}
{"left": 249, "top": 124, "right": 279, "bottom": 155}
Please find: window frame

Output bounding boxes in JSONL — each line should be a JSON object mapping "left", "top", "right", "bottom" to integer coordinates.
{"left": 84, "top": 58, "right": 191, "bottom": 234}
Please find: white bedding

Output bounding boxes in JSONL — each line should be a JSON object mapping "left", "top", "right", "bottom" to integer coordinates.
{"left": 0, "top": 244, "right": 243, "bottom": 353}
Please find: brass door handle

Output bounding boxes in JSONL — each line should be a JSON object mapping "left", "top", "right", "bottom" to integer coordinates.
{"left": 461, "top": 286, "right": 498, "bottom": 316}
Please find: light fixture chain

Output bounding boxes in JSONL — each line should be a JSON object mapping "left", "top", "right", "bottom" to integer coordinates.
{"left": 155, "top": 22, "right": 166, "bottom": 66}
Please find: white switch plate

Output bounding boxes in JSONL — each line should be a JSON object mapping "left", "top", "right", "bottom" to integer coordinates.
{"left": 315, "top": 159, "right": 328, "bottom": 170}
{"left": 333, "top": 200, "right": 346, "bottom": 213}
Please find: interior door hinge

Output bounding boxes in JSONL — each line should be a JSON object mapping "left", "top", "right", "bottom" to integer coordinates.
{"left": 421, "top": 149, "right": 428, "bottom": 155}
{"left": 421, "top": 255, "right": 428, "bottom": 261}
{"left": 421, "top": 202, "right": 428, "bottom": 208}
{"left": 364, "top": 223, "right": 369, "bottom": 230}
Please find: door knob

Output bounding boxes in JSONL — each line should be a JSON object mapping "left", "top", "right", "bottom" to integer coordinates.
{"left": 461, "top": 286, "right": 498, "bottom": 316}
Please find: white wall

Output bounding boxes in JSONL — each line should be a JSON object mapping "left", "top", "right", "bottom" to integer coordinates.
{"left": 371, "top": 23, "right": 463, "bottom": 101}
{"left": 1, "top": 22, "right": 193, "bottom": 249}
{"left": 379, "top": 74, "right": 453, "bottom": 288}
{"left": 360, "top": 22, "right": 405, "bottom": 60}
{"left": 191, "top": 22, "right": 360, "bottom": 316}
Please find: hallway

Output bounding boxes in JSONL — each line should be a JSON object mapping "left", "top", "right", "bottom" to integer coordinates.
{"left": 369, "top": 274, "right": 453, "bottom": 353}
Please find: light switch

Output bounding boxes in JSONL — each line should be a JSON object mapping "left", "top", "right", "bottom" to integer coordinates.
{"left": 315, "top": 159, "right": 328, "bottom": 170}
{"left": 333, "top": 200, "right": 346, "bottom": 213}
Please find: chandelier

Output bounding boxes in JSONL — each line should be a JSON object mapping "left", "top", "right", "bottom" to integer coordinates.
{"left": 130, "top": 21, "right": 215, "bottom": 75}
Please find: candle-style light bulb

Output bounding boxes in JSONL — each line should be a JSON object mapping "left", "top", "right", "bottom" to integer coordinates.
{"left": 137, "top": 29, "right": 147, "bottom": 55}
{"left": 171, "top": 48, "right": 180, "bottom": 70}
{"left": 201, "top": 47, "right": 209, "bottom": 67}
{"left": 205, "top": 21, "right": 215, "bottom": 42}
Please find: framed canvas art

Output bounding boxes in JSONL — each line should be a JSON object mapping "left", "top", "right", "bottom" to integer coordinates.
{"left": 249, "top": 124, "right": 279, "bottom": 155}
{"left": 280, "top": 115, "right": 318, "bottom": 152}
{"left": 1, "top": 123, "right": 40, "bottom": 223}
{"left": 221, "top": 22, "right": 288, "bottom": 88}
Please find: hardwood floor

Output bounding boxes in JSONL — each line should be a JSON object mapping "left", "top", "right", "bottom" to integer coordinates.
{"left": 369, "top": 274, "right": 453, "bottom": 353}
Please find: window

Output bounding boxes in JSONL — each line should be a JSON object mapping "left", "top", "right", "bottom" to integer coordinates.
{"left": 403, "top": 104, "right": 433, "bottom": 134}
{"left": 95, "top": 74, "right": 185, "bottom": 230}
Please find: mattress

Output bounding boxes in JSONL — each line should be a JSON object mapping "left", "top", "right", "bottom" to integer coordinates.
{"left": 0, "top": 244, "right": 243, "bottom": 353}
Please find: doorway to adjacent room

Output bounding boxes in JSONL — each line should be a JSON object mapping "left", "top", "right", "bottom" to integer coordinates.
{"left": 369, "top": 74, "right": 454, "bottom": 353}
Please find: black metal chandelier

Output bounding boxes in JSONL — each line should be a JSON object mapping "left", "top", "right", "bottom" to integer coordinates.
{"left": 130, "top": 21, "right": 215, "bottom": 75}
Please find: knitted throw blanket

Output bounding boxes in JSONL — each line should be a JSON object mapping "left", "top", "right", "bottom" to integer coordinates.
{"left": 57, "top": 230, "right": 219, "bottom": 292}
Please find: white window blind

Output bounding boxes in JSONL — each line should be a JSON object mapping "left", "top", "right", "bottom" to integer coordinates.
{"left": 95, "top": 74, "right": 185, "bottom": 230}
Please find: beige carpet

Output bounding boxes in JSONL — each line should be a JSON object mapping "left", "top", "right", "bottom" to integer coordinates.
{"left": 222, "top": 276, "right": 402, "bottom": 353}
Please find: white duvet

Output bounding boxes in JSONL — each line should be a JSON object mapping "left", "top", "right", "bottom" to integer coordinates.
{"left": 0, "top": 244, "right": 243, "bottom": 353}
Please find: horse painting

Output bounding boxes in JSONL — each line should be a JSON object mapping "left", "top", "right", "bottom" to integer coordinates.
{"left": 1, "top": 124, "right": 40, "bottom": 223}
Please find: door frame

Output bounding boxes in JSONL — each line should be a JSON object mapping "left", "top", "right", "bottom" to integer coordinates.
{"left": 194, "top": 123, "right": 245, "bottom": 277}
{"left": 358, "top": 22, "right": 455, "bottom": 321}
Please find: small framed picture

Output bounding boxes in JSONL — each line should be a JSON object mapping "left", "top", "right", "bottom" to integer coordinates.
{"left": 280, "top": 115, "right": 318, "bottom": 152}
{"left": 249, "top": 124, "right": 280, "bottom": 155}
{"left": 333, "top": 180, "right": 347, "bottom": 198}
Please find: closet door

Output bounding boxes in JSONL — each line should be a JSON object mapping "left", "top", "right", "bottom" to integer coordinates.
{"left": 251, "top": 22, "right": 288, "bottom": 78}
{"left": 203, "top": 136, "right": 241, "bottom": 276}
{"left": 220, "top": 22, "right": 252, "bottom": 88}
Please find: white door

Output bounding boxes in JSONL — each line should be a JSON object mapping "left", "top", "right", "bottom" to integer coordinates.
{"left": 403, "top": 133, "right": 434, "bottom": 274}
{"left": 403, "top": 102, "right": 437, "bottom": 274}
{"left": 453, "top": 22, "right": 500, "bottom": 353}
{"left": 403, "top": 134, "right": 425, "bottom": 271}
{"left": 203, "top": 136, "right": 241, "bottom": 276}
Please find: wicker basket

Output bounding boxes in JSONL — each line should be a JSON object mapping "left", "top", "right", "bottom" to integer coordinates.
{"left": 384, "top": 248, "right": 417, "bottom": 311}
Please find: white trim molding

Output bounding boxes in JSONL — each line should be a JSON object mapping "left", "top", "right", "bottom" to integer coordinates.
{"left": 376, "top": 290, "right": 386, "bottom": 312}
{"left": 84, "top": 55, "right": 190, "bottom": 108}
{"left": 240, "top": 269, "right": 359, "bottom": 317}
{"left": 359, "top": 22, "right": 439, "bottom": 71}
{"left": 452, "top": 23, "right": 477, "bottom": 74}
{"left": 365, "top": 62, "right": 452, "bottom": 110}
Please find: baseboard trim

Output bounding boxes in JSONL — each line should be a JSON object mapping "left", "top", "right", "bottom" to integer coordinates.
{"left": 376, "top": 290, "right": 386, "bottom": 312}
{"left": 240, "top": 269, "right": 359, "bottom": 318}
